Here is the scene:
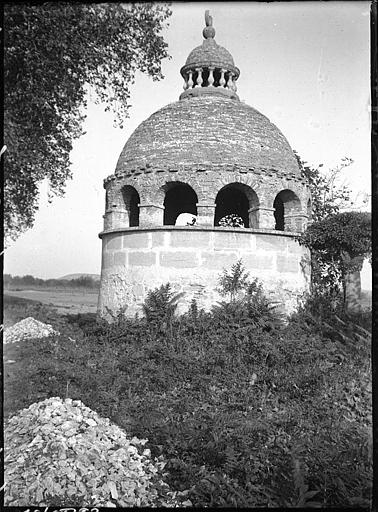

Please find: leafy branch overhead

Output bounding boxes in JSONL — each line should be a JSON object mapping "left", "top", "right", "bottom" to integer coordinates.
{"left": 4, "top": 2, "right": 172, "bottom": 241}
{"left": 294, "top": 152, "right": 353, "bottom": 222}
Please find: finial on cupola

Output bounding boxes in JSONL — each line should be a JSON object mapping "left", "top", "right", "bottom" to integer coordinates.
{"left": 203, "top": 10, "right": 215, "bottom": 39}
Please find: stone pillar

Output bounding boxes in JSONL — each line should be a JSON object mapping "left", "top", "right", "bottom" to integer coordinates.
{"left": 208, "top": 67, "right": 214, "bottom": 86}
{"left": 342, "top": 253, "right": 364, "bottom": 312}
{"left": 248, "top": 207, "right": 259, "bottom": 229}
{"left": 255, "top": 207, "right": 276, "bottom": 229}
{"left": 139, "top": 203, "right": 164, "bottom": 226}
{"left": 284, "top": 214, "right": 309, "bottom": 232}
{"left": 219, "top": 69, "right": 226, "bottom": 87}
{"left": 227, "top": 72, "right": 234, "bottom": 90}
{"left": 103, "top": 210, "right": 128, "bottom": 230}
{"left": 196, "top": 203, "right": 216, "bottom": 226}
{"left": 195, "top": 67, "right": 203, "bottom": 87}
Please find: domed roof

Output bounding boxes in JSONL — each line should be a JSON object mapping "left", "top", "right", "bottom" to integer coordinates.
{"left": 184, "top": 38, "right": 236, "bottom": 70}
{"left": 116, "top": 95, "right": 300, "bottom": 176}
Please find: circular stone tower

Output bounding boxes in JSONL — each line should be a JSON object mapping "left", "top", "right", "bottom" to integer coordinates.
{"left": 98, "top": 12, "right": 311, "bottom": 319}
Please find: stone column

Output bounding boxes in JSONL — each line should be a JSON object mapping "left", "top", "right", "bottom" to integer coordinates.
{"left": 195, "top": 67, "right": 203, "bottom": 87}
{"left": 219, "top": 69, "right": 226, "bottom": 87}
{"left": 284, "top": 213, "right": 309, "bottom": 232}
{"left": 103, "top": 210, "right": 129, "bottom": 230}
{"left": 255, "top": 207, "right": 276, "bottom": 229}
{"left": 342, "top": 253, "right": 364, "bottom": 312}
{"left": 208, "top": 67, "right": 215, "bottom": 86}
{"left": 248, "top": 207, "right": 259, "bottom": 229}
{"left": 139, "top": 203, "right": 164, "bottom": 226}
{"left": 196, "top": 203, "right": 216, "bottom": 226}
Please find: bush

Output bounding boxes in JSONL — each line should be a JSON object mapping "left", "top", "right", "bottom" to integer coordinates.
{"left": 3, "top": 271, "right": 372, "bottom": 508}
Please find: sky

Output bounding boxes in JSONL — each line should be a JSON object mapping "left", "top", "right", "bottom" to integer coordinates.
{"left": 4, "top": 1, "right": 372, "bottom": 286}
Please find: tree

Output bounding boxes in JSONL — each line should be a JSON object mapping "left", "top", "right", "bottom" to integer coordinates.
{"left": 294, "top": 152, "right": 353, "bottom": 222}
{"left": 299, "top": 212, "right": 371, "bottom": 311}
{"left": 4, "top": 2, "right": 172, "bottom": 242}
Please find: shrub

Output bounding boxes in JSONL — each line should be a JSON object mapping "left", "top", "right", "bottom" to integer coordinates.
{"left": 143, "top": 283, "right": 183, "bottom": 326}
{"left": 3, "top": 273, "right": 372, "bottom": 508}
{"left": 219, "top": 214, "right": 244, "bottom": 227}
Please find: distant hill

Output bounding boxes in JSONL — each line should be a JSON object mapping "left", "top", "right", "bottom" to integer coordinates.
{"left": 58, "top": 273, "right": 101, "bottom": 281}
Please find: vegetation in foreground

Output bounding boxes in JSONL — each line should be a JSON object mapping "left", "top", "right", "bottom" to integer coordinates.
{"left": 3, "top": 266, "right": 372, "bottom": 508}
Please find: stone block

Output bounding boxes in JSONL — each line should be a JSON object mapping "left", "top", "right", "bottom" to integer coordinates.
{"left": 213, "top": 231, "right": 252, "bottom": 250}
{"left": 139, "top": 205, "right": 164, "bottom": 226}
{"left": 106, "top": 234, "right": 122, "bottom": 251}
{"left": 243, "top": 253, "right": 274, "bottom": 270}
{"left": 114, "top": 251, "right": 127, "bottom": 266}
{"left": 129, "top": 251, "right": 156, "bottom": 266}
{"left": 256, "top": 234, "right": 288, "bottom": 252}
{"left": 151, "top": 231, "right": 166, "bottom": 246}
{"left": 287, "top": 239, "right": 305, "bottom": 255}
{"left": 276, "top": 254, "right": 299, "bottom": 273}
{"left": 201, "top": 251, "right": 239, "bottom": 269}
{"left": 123, "top": 232, "right": 150, "bottom": 249}
{"left": 160, "top": 251, "right": 198, "bottom": 268}
{"left": 102, "top": 251, "right": 114, "bottom": 269}
{"left": 171, "top": 230, "right": 211, "bottom": 248}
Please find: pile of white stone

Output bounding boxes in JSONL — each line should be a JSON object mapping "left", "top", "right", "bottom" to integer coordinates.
{"left": 4, "top": 397, "right": 189, "bottom": 507}
{"left": 3, "top": 317, "right": 60, "bottom": 345}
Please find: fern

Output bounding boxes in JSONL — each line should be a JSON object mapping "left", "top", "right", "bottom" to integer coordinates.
{"left": 142, "top": 283, "right": 184, "bottom": 325}
{"left": 218, "top": 259, "right": 250, "bottom": 302}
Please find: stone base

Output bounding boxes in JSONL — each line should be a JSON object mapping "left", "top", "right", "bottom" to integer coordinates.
{"left": 97, "top": 227, "right": 310, "bottom": 321}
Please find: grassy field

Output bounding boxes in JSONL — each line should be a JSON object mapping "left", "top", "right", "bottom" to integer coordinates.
{"left": 3, "top": 288, "right": 372, "bottom": 508}
{"left": 4, "top": 288, "right": 99, "bottom": 318}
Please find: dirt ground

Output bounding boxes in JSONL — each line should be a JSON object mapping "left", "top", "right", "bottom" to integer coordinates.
{"left": 4, "top": 289, "right": 99, "bottom": 315}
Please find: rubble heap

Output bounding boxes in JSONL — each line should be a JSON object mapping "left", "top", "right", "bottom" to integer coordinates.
{"left": 4, "top": 317, "right": 59, "bottom": 345}
{"left": 4, "top": 397, "right": 188, "bottom": 507}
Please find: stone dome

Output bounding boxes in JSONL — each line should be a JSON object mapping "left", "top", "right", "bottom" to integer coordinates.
{"left": 116, "top": 95, "right": 300, "bottom": 176}
{"left": 184, "top": 38, "right": 237, "bottom": 73}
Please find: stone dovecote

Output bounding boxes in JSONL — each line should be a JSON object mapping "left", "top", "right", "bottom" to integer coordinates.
{"left": 98, "top": 12, "right": 311, "bottom": 320}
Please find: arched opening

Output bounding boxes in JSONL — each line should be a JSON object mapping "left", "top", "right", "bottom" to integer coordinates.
{"left": 105, "top": 190, "right": 110, "bottom": 211}
{"left": 163, "top": 182, "right": 198, "bottom": 225}
{"left": 122, "top": 185, "right": 140, "bottom": 227}
{"left": 273, "top": 196, "right": 285, "bottom": 230}
{"left": 274, "top": 189, "right": 301, "bottom": 231}
{"left": 214, "top": 183, "right": 259, "bottom": 228}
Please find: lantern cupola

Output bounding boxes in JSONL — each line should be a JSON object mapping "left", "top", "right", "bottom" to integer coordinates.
{"left": 180, "top": 11, "right": 240, "bottom": 100}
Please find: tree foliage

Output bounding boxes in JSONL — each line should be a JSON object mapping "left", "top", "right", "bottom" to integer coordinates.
{"left": 299, "top": 211, "right": 371, "bottom": 304}
{"left": 219, "top": 214, "right": 245, "bottom": 228}
{"left": 295, "top": 152, "right": 353, "bottom": 222}
{"left": 4, "top": 2, "right": 172, "bottom": 241}
{"left": 300, "top": 212, "right": 371, "bottom": 263}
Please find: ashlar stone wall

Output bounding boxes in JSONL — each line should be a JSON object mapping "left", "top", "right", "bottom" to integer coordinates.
{"left": 98, "top": 226, "right": 310, "bottom": 320}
